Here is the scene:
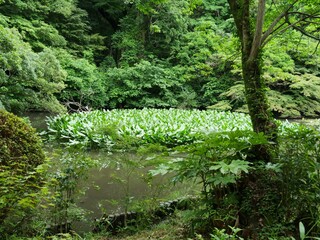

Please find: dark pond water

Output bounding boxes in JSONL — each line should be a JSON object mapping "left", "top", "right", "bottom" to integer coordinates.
{"left": 20, "top": 111, "right": 54, "bottom": 131}
{"left": 74, "top": 151, "right": 196, "bottom": 232}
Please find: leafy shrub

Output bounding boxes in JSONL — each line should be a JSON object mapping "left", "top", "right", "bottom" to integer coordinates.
{"left": 276, "top": 125, "right": 320, "bottom": 235}
{"left": 0, "top": 100, "right": 5, "bottom": 110}
{"left": 55, "top": 49, "right": 107, "bottom": 110}
{"left": 45, "top": 150, "right": 97, "bottom": 234}
{"left": 0, "top": 110, "right": 45, "bottom": 234}
{"left": 151, "top": 130, "right": 268, "bottom": 236}
{"left": 240, "top": 125, "right": 320, "bottom": 238}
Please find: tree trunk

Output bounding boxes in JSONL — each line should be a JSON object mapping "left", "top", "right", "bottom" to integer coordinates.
{"left": 228, "top": 0, "right": 277, "bottom": 162}
{"left": 242, "top": 53, "right": 277, "bottom": 162}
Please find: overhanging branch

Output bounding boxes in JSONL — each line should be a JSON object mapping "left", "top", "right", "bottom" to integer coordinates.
{"left": 313, "top": 41, "right": 320, "bottom": 55}
{"left": 287, "top": 11, "right": 320, "bottom": 18}
{"left": 261, "top": 16, "right": 315, "bottom": 47}
{"left": 290, "top": 25, "right": 320, "bottom": 41}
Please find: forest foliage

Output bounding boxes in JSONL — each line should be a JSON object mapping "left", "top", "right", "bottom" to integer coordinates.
{"left": 0, "top": 0, "right": 319, "bottom": 117}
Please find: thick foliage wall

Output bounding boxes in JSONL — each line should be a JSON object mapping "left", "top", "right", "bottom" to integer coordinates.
{"left": 0, "top": 0, "right": 319, "bottom": 116}
{"left": 0, "top": 110, "right": 45, "bottom": 231}
{"left": 104, "top": 60, "right": 191, "bottom": 108}
{"left": 0, "top": 0, "right": 104, "bottom": 113}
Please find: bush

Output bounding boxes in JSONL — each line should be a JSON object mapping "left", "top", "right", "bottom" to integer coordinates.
{"left": 0, "top": 110, "right": 45, "bottom": 233}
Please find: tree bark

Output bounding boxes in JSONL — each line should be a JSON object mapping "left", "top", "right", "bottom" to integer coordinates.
{"left": 242, "top": 59, "right": 273, "bottom": 135}
{"left": 242, "top": 53, "right": 277, "bottom": 162}
{"left": 228, "top": 0, "right": 277, "bottom": 162}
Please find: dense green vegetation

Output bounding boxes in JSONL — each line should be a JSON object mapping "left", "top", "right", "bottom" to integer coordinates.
{"left": 45, "top": 108, "right": 306, "bottom": 150}
{"left": 0, "top": 0, "right": 319, "bottom": 117}
{"left": 1, "top": 0, "right": 320, "bottom": 239}
{"left": 16, "top": 109, "right": 320, "bottom": 239}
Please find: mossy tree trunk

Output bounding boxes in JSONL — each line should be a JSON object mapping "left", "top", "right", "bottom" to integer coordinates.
{"left": 227, "top": 2, "right": 281, "bottom": 234}
{"left": 228, "top": 0, "right": 277, "bottom": 162}
{"left": 242, "top": 54, "right": 277, "bottom": 162}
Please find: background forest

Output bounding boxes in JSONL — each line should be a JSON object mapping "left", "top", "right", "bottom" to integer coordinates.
{"left": 0, "top": 0, "right": 319, "bottom": 118}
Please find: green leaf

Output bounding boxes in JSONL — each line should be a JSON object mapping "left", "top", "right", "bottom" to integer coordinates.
{"left": 299, "top": 222, "right": 306, "bottom": 240}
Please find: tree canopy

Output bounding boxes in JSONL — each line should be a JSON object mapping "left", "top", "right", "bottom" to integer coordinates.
{"left": 0, "top": 0, "right": 319, "bottom": 117}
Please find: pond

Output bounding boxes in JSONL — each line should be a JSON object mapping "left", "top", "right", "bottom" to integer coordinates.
{"left": 23, "top": 112, "right": 198, "bottom": 232}
{"left": 23, "top": 111, "right": 320, "bottom": 233}
{"left": 19, "top": 111, "right": 54, "bottom": 131}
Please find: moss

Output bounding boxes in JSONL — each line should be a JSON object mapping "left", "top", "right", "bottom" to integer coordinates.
{"left": 0, "top": 110, "right": 45, "bottom": 226}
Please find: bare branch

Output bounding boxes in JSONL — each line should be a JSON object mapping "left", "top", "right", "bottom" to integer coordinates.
{"left": 261, "top": 18, "right": 306, "bottom": 48}
{"left": 301, "top": 19, "right": 320, "bottom": 24}
{"left": 287, "top": 11, "right": 320, "bottom": 18}
{"left": 313, "top": 41, "right": 320, "bottom": 55}
{"left": 290, "top": 25, "right": 320, "bottom": 41}
{"left": 261, "top": 23, "right": 288, "bottom": 48}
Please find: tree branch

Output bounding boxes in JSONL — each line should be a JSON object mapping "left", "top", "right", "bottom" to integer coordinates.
{"left": 261, "top": 22, "right": 287, "bottom": 48}
{"left": 285, "top": 12, "right": 320, "bottom": 41}
{"left": 261, "top": 10, "right": 320, "bottom": 47}
{"left": 261, "top": 0, "right": 298, "bottom": 45}
{"left": 261, "top": 16, "right": 309, "bottom": 48}
{"left": 249, "top": 0, "right": 266, "bottom": 61}
{"left": 290, "top": 25, "right": 320, "bottom": 41}
{"left": 313, "top": 41, "right": 320, "bottom": 55}
{"left": 287, "top": 11, "right": 320, "bottom": 18}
